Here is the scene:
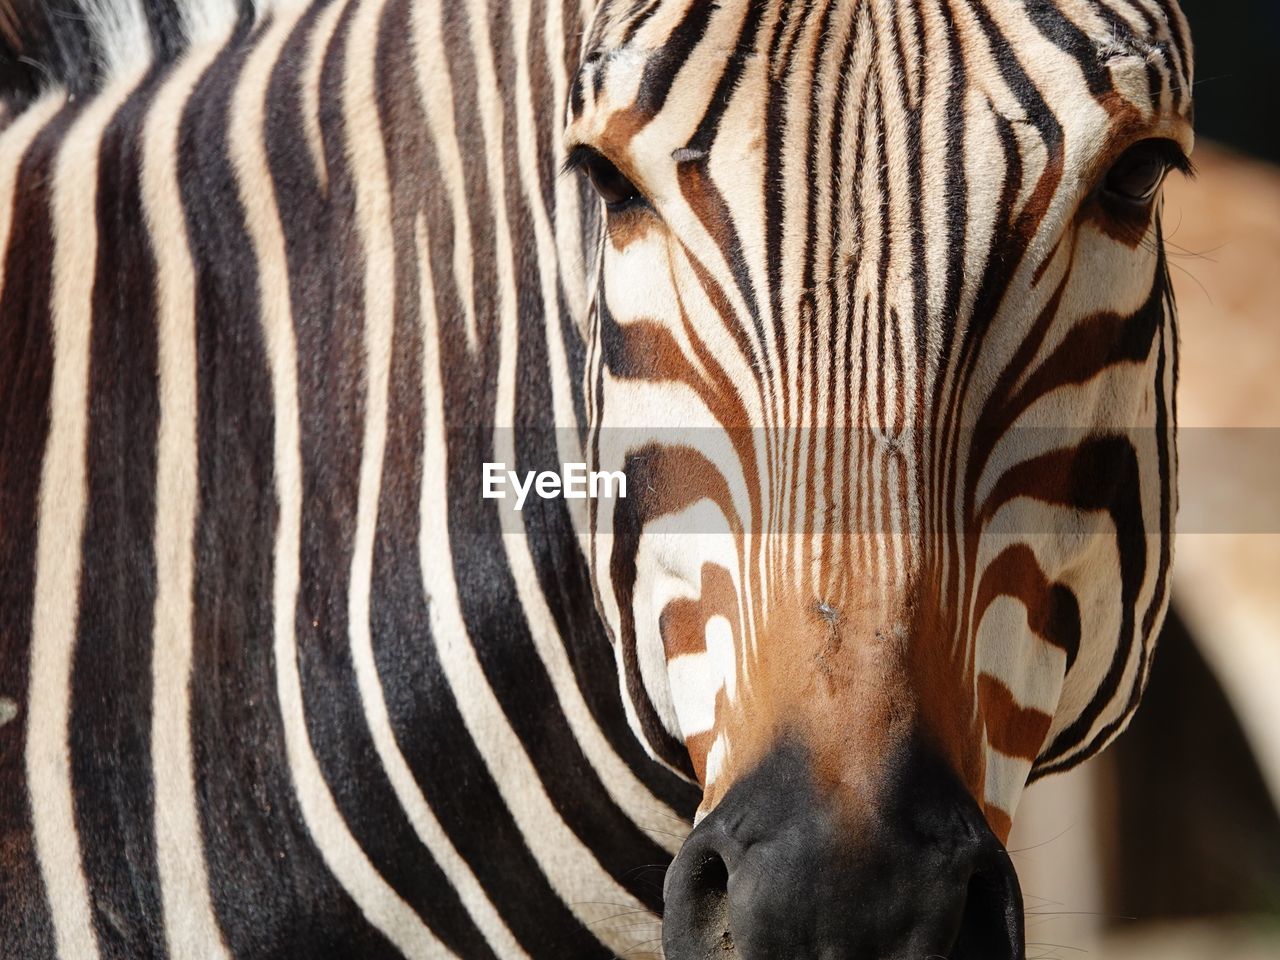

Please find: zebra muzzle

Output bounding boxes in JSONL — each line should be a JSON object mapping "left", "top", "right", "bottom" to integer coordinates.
{"left": 661, "top": 738, "right": 1024, "bottom": 960}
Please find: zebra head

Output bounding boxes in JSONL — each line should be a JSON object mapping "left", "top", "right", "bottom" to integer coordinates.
{"left": 565, "top": 0, "right": 1192, "bottom": 955}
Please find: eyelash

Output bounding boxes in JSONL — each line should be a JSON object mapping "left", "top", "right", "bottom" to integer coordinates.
{"left": 1099, "top": 138, "right": 1194, "bottom": 205}
{"left": 564, "top": 145, "right": 646, "bottom": 212}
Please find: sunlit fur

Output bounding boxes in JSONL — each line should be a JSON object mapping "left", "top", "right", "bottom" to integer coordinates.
{"left": 570, "top": 0, "right": 1192, "bottom": 839}
{"left": 0, "top": 0, "right": 1190, "bottom": 957}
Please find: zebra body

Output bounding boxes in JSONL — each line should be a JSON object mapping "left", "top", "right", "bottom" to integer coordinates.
{"left": 2, "top": 1, "right": 692, "bottom": 957}
{"left": 0, "top": 0, "right": 1192, "bottom": 957}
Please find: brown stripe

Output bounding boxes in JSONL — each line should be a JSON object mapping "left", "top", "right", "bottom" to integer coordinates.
{"left": 978, "top": 673, "right": 1052, "bottom": 761}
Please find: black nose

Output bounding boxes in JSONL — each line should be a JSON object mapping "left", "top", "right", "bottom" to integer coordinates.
{"left": 662, "top": 740, "right": 1024, "bottom": 960}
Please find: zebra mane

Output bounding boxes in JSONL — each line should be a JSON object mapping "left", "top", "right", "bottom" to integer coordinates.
{"left": 0, "top": 0, "right": 266, "bottom": 105}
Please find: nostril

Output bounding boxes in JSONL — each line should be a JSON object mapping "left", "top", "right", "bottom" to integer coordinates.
{"left": 692, "top": 851, "right": 728, "bottom": 897}
{"left": 664, "top": 849, "right": 734, "bottom": 960}
{"left": 696, "top": 855, "right": 727, "bottom": 890}
{"left": 688, "top": 852, "right": 732, "bottom": 951}
{"left": 949, "top": 859, "right": 1025, "bottom": 960}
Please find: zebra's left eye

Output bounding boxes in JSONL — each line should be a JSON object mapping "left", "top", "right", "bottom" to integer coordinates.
{"left": 566, "top": 146, "right": 642, "bottom": 211}
{"left": 1102, "top": 139, "right": 1186, "bottom": 204}
{"left": 585, "top": 155, "right": 640, "bottom": 209}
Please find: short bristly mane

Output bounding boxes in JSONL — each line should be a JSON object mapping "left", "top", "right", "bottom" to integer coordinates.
{"left": 0, "top": 0, "right": 264, "bottom": 108}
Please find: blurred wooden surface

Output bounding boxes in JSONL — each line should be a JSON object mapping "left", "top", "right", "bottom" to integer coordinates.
{"left": 1168, "top": 143, "right": 1280, "bottom": 429}
{"left": 1164, "top": 142, "right": 1280, "bottom": 808}
{"left": 1096, "top": 921, "right": 1280, "bottom": 960}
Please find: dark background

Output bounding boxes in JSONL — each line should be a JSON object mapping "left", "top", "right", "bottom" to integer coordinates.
{"left": 1180, "top": 0, "right": 1279, "bottom": 164}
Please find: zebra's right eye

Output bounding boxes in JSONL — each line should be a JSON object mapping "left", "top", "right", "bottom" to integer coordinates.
{"left": 1101, "top": 138, "right": 1192, "bottom": 205}
{"left": 567, "top": 147, "right": 642, "bottom": 211}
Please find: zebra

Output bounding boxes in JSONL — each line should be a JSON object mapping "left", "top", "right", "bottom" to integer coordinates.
{"left": 0, "top": 0, "right": 1192, "bottom": 957}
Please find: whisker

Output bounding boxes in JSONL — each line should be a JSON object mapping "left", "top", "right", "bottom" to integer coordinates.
{"left": 1007, "top": 822, "right": 1077, "bottom": 854}
{"left": 1025, "top": 940, "right": 1088, "bottom": 953}
{"left": 585, "top": 909, "right": 656, "bottom": 929}
{"left": 612, "top": 934, "right": 665, "bottom": 960}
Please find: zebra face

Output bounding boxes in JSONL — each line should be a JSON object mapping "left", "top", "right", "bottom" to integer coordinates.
{"left": 568, "top": 0, "right": 1191, "bottom": 954}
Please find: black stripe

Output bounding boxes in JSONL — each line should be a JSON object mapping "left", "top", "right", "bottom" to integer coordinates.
{"left": 1030, "top": 436, "right": 1147, "bottom": 772}
{"left": 678, "top": 0, "right": 769, "bottom": 367}
{"left": 619, "top": 0, "right": 664, "bottom": 46}
{"left": 929, "top": 0, "right": 968, "bottom": 393}
{"left": 517, "top": 0, "right": 700, "bottom": 812}
{"left": 1025, "top": 0, "right": 1115, "bottom": 97}
{"left": 69, "top": 72, "right": 166, "bottom": 960}
{"left": 388, "top": 217, "right": 619, "bottom": 957}
{"left": 888, "top": 1, "right": 928, "bottom": 359}
{"left": 761, "top": 0, "right": 806, "bottom": 433}
{"left": 633, "top": 0, "right": 716, "bottom": 116}
{"left": 1142, "top": 0, "right": 1192, "bottom": 111}
{"left": 139, "top": 0, "right": 186, "bottom": 64}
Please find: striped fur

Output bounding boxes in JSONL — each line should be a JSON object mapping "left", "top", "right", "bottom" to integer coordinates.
{"left": 0, "top": 0, "right": 1191, "bottom": 957}
{"left": 571, "top": 0, "right": 1191, "bottom": 837}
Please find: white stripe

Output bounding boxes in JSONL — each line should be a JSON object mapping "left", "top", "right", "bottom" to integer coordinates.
{"left": 702, "top": 733, "right": 730, "bottom": 795}
{"left": 228, "top": 6, "right": 447, "bottom": 956}
{"left": 83, "top": 0, "right": 151, "bottom": 78}
{"left": 974, "top": 592, "right": 1066, "bottom": 718}
{"left": 984, "top": 745, "right": 1034, "bottom": 824}
{"left": 181, "top": 0, "right": 243, "bottom": 47}
{"left": 27, "top": 71, "right": 143, "bottom": 960}
{"left": 142, "top": 27, "right": 236, "bottom": 960}
{"left": 666, "top": 616, "right": 737, "bottom": 738}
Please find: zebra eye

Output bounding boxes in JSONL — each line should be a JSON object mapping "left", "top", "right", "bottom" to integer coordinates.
{"left": 576, "top": 150, "right": 641, "bottom": 210}
{"left": 1103, "top": 139, "right": 1182, "bottom": 204}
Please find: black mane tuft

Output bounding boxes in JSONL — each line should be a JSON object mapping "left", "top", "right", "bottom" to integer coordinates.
{"left": 0, "top": 0, "right": 255, "bottom": 107}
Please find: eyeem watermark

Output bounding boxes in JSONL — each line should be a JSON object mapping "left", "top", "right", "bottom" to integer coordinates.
{"left": 483, "top": 462, "right": 627, "bottom": 510}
